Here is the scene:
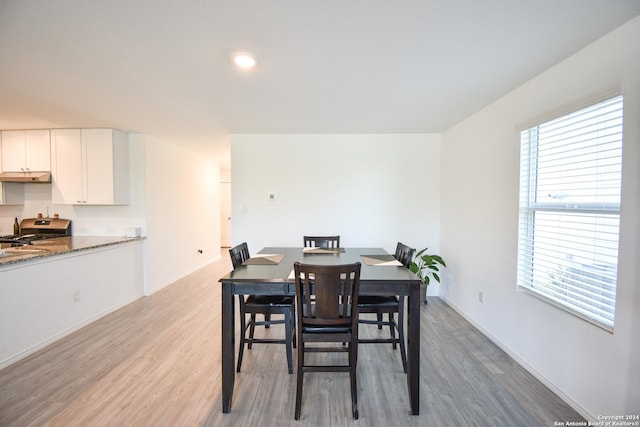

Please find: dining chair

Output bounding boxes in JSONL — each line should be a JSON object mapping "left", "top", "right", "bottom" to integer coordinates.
{"left": 356, "top": 242, "right": 414, "bottom": 373}
{"left": 229, "top": 242, "right": 296, "bottom": 374}
{"left": 303, "top": 235, "right": 340, "bottom": 248}
{"left": 293, "top": 261, "right": 361, "bottom": 420}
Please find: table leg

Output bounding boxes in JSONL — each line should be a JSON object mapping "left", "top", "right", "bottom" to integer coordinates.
{"left": 221, "top": 282, "right": 235, "bottom": 413}
{"left": 407, "top": 282, "right": 420, "bottom": 415}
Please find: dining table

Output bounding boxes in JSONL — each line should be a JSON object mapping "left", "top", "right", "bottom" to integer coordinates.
{"left": 218, "top": 246, "right": 423, "bottom": 415}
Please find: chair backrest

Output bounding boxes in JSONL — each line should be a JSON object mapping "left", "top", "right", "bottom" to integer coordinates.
{"left": 294, "top": 262, "right": 361, "bottom": 329}
{"left": 394, "top": 242, "right": 415, "bottom": 268}
{"left": 229, "top": 242, "right": 250, "bottom": 269}
{"left": 303, "top": 235, "right": 340, "bottom": 249}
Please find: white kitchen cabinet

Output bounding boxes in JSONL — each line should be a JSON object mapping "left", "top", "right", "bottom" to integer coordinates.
{"left": 50, "top": 129, "right": 83, "bottom": 204}
{"left": 51, "top": 129, "right": 129, "bottom": 205}
{"left": 0, "top": 130, "right": 50, "bottom": 172}
{"left": 0, "top": 182, "right": 24, "bottom": 205}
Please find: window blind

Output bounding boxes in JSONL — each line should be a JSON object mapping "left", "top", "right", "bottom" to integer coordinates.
{"left": 517, "top": 95, "right": 623, "bottom": 330}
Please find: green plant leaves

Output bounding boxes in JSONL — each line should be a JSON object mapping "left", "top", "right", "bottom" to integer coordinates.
{"left": 410, "top": 247, "right": 446, "bottom": 285}
{"left": 431, "top": 254, "right": 446, "bottom": 267}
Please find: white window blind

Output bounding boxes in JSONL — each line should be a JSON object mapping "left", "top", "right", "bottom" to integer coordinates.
{"left": 517, "top": 95, "right": 623, "bottom": 330}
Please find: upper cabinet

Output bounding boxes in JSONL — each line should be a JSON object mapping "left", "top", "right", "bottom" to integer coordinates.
{"left": 0, "top": 130, "right": 51, "bottom": 172}
{"left": 51, "top": 129, "right": 129, "bottom": 205}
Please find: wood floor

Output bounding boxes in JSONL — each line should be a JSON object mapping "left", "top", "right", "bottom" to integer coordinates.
{"left": 0, "top": 257, "right": 585, "bottom": 426}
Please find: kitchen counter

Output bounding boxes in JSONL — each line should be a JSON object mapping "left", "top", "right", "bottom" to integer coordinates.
{"left": 0, "top": 236, "right": 145, "bottom": 267}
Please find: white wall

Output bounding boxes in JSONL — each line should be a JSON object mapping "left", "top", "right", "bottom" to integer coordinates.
{"left": 231, "top": 134, "right": 441, "bottom": 280}
{"left": 143, "top": 134, "right": 221, "bottom": 294}
{"left": 440, "top": 17, "right": 640, "bottom": 418}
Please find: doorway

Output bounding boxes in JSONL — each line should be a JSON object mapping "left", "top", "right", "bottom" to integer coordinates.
{"left": 220, "top": 166, "right": 231, "bottom": 248}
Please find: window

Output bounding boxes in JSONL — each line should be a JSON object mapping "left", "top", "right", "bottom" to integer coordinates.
{"left": 517, "top": 95, "right": 623, "bottom": 331}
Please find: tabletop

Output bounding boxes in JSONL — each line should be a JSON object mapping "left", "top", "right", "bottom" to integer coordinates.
{"left": 219, "top": 247, "right": 420, "bottom": 287}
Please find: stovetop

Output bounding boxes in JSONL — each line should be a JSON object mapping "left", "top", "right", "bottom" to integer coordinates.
{"left": 0, "top": 234, "right": 68, "bottom": 246}
{"left": 2, "top": 217, "right": 72, "bottom": 246}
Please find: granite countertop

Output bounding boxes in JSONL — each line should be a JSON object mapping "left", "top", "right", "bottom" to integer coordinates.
{"left": 0, "top": 236, "right": 145, "bottom": 267}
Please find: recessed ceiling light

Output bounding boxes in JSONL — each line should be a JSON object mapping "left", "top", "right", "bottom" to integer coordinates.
{"left": 232, "top": 52, "right": 256, "bottom": 69}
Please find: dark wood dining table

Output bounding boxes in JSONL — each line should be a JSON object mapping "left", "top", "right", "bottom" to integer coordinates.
{"left": 218, "top": 247, "right": 423, "bottom": 415}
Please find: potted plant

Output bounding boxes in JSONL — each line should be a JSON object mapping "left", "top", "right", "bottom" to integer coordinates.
{"left": 409, "top": 248, "right": 446, "bottom": 304}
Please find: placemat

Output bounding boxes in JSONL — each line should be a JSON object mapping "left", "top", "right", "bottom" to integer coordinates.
{"left": 361, "top": 255, "right": 403, "bottom": 266}
{"left": 302, "top": 247, "right": 345, "bottom": 254}
{"left": 242, "top": 254, "right": 285, "bottom": 265}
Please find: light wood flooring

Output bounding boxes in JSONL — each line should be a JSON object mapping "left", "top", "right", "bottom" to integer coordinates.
{"left": 0, "top": 257, "right": 585, "bottom": 426}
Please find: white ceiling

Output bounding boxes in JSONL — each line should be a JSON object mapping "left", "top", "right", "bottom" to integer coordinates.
{"left": 1, "top": 0, "right": 639, "bottom": 161}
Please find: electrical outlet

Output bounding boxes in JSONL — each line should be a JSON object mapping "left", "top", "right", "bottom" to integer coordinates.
{"left": 478, "top": 291, "right": 484, "bottom": 304}
{"left": 73, "top": 291, "right": 80, "bottom": 303}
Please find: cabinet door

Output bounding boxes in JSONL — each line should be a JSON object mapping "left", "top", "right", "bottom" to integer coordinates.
{"left": 0, "top": 130, "right": 26, "bottom": 172}
{"left": 1, "top": 130, "right": 51, "bottom": 172}
{"left": 51, "top": 129, "right": 83, "bottom": 204}
{"left": 83, "top": 129, "right": 115, "bottom": 204}
{"left": 25, "top": 130, "right": 51, "bottom": 171}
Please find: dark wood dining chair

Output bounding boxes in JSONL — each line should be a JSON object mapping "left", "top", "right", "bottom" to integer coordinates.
{"left": 303, "top": 235, "right": 340, "bottom": 248}
{"left": 356, "top": 242, "right": 414, "bottom": 373}
{"left": 229, "top": 242, "right": 296, "bottom": 374}
{"left": 293, "top": 261, "right": 361, "bottom": 420}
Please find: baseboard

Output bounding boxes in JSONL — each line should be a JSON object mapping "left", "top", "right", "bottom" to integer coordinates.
{"left": 146, "top": 256, "right": 220, "bottom": 296}
{"left": 438, "top": 295, "right": 595, "bottom": 423}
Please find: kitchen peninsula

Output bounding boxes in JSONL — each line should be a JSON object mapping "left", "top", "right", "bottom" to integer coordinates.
{"left": 0, "top": 235, "right": 143, "bottom": 267}
{"left": 0, "top": 236, "right": 146, "bottom": 369}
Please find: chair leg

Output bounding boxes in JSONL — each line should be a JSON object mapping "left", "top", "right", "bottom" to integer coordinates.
{"left": 264, "top": 310, "right": 271, "bottom": 328}
{"left": 397, "top": 297, "right": 407, "bottom": 373}
{"left": 389, "top": 312, "right": 397, "bottom": 349}
{"left": 295, "top": 344, "right": 304, "bottom": 420}
{"left": 237, "top": 298, "right": 247, "bottom": 373}
{"left": 350, "top": 342, "right": 359, "bottom": 420}
{"left": 376, "top": 312, "right": 383, "bottom": 329}
{"left": 248, "top": 313, "right": 256, "bottom": 349}
{"left": 284, "top": 310, "right": 293, "bottom": 374}
{"left": 237, "top": 330, "right": 246, "bottom": 372}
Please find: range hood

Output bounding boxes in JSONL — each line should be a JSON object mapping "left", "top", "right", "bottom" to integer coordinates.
{"left": 0, "top": 171, "right": 51, "bottom": 183}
